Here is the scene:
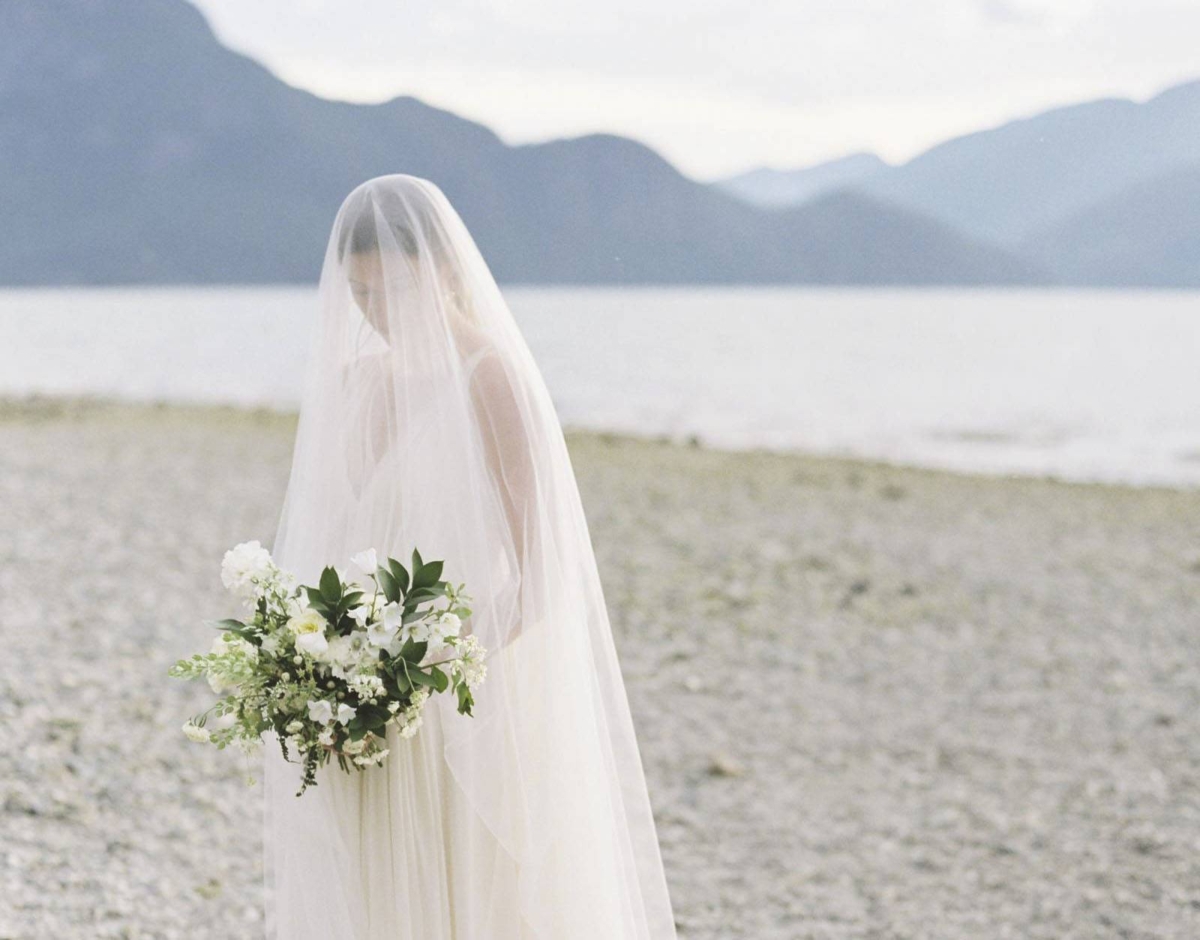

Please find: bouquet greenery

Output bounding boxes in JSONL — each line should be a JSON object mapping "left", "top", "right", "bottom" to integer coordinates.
{"left": 170, "top": 541, "right": 486, "bottom": 794}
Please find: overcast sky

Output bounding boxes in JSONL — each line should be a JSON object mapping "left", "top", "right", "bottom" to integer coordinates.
{"left": 190, "top": 0, "right": 1199, "bottom": 179}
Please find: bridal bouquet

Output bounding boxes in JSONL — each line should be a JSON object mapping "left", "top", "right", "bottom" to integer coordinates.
{"left": 170, "top": 541, "right": 486, "bottom": 794}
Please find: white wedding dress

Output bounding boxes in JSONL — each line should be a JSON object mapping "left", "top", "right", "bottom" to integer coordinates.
{"left": 263, "top": 176, "right": 676, "bottom": 939}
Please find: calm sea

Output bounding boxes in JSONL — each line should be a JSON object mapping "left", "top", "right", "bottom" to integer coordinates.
{"left": 2, "top": 286, "right": 1198, "bottom": 487}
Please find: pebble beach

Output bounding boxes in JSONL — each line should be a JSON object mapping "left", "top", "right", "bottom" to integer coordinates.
{"left": 2, "top": 399, "right": 1200, "bottom": 939}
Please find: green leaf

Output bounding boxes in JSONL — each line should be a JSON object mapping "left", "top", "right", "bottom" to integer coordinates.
{"left": 412, "top": 560, "right": 444, "bottom": 591}
{"left": 356, "top": 703, "right": 390, "bottom": 730}
{"left": 319, "top": 566, "right": 342, "bottom": 603}
{"left": 456, "top": 682, "right": 474, "bottom": 716}
{"left": 429, "top": 665, "right": 449, "bottom": 693}
{"left": 376, "top": 568, "right": 400, "bottom": 604}
{"left": 388, "top": 559, "right": 410, "bottom": 594}
{"left": 403, "top": 639, "right": 428, "bottom": 664}
{"left": 212, "top": 618, "right": 247, "bottom": 631}
{"left": 411, "top": 548, "right": 423, "bottom": 573}
{"left": 342, "top": 591, "right": 364, "bottom": 609}
{"left": 408, "top": 669, "right": 438, "bottom": 689}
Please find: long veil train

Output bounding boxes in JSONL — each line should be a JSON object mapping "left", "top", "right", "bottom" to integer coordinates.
{"left": 262, "top": 175, "right": 676, "bottom": 939}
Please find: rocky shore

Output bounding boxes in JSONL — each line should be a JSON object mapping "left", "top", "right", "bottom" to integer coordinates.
{"left": 2, "top": 399, "right": 1199, "bottom": 938}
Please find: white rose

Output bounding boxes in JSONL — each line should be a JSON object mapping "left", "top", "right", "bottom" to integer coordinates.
{"left": 336, "top": 703, "right": 357, "bottom": 725}
{"left": 287, "top": 610, "right": 328, "bottom": 657}
{"left": 307, "top": 699, "right": 334, "bottom": 724}
{"left": 295, "top": 631, "right": 329, "bottom": 657}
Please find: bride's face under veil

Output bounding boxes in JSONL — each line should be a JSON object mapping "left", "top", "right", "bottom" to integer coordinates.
{"left": 265, "top": 175, "right": 678, "bottom": 940}
{"left": 339, "top": 186, "right": 476, "bottom": 358}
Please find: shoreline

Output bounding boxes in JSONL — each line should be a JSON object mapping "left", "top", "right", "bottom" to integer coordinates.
{"left": 2, "top": 393, "right": 1194, "bottom": 497}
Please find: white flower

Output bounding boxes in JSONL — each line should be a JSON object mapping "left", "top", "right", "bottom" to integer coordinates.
{"left": 350, "top": 549, "right": 378, "bottom": 580}
{"left": 383, "top": 603, "right": 404, "bottom": 632}
{"left": 366, "top": 617, "right": 394, "bottom": 648}
{"left": 438, "top": 612, "right": 462, "bottom": 640}
{"left": 285, "top": 720, "right": 304, "bottom": 734}
{"left": 342, "top": 738, "right": 366, "bottom": 756}
{"left": 399, "top": 717, "right": 422, "bottom": 738}
{"left": 326, "top": 632, "right": 373, "bottom": 678}
{"left": 404, "top": 619, "right": 433, "bottom": 645}
{"left": 182, "top": 721, "right": 210, "bottom": 743}
{"left": 288, "top": 609, "right": 329, "bottom": 657}
{"left": 220, "top": 540, "right": 275, "bottom": 601}
{"left": 207, "top": 672, "right": 236, "bottom": 695}
{"left": 353, "top": 748, "right": 389, "bottom": 767}
{"left": 259, "top": 634, "right": 281, "bottom": 656}
{"left": 295, "top": 631, "right": 328, "bottom": 657}
{"left": 307, "top": 699, "right": 334, "bottom": 724}
{"left": 336, "top": 703, "right": 357, "bottom": 725}
{"left": 351, "top": 675, "right": 385, "bottom": 700}
{"left": 425, "top": 611, "right": 462, "bottom": 654}
{"left": 318, "top": 728, "right": 335, "bottom": 747}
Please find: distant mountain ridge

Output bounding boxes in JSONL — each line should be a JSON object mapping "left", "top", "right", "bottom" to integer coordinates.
{"left": 715, "top": 154, "right": 888, "bottom": 208}
{"left": 714, "top": 81, "right": 1200, "bottom": 286}
{"left": 858, "top": 81, "right": 1200, "bottom": 247}
{"left": 0, "top": 0, "right": 1041, "bottom": 286}
{"left": 1022, "top": 164, "right": 1200, "bottom": 287}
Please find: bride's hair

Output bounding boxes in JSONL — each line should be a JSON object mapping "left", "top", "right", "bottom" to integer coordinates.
{"left": 336, "top": 186, "right": 478, "bottom": 326}
{"left": 336, "top": 199, "right": 420, "bottom": 262}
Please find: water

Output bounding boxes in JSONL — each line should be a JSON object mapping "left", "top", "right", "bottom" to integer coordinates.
{"left": 2, "top": 285, "right": 1198, "bottom": 487}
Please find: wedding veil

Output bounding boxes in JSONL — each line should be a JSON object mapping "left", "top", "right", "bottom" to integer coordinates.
{"left": 263, "top": 175, "right": 676, "bottom": 939}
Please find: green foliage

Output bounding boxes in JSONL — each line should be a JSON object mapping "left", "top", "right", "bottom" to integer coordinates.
{"left": 376, "top": 567, "right": 400, "bottom": 604}
{"left": 319, "top": 566, "right": 342, "bottom": 603}
{"left": 388, "top": 558, "right": 410, "bottom": 594}
{"left": 172, "top": 543, "right": 485, "bottom": 796}
{"left": 412, "top": 559, "right": 444, "bottom": 590}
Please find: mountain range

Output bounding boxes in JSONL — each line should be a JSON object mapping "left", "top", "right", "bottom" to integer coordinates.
{"left": 721, "top": 83, "right": 1200, "bottom": 287}
{"left": 0, "top": 0, "right": 1194, "bottom": 287}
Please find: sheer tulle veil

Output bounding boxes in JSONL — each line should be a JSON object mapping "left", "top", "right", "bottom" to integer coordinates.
{"left": 263, "top": 175, "right": 676, "bottom": 939}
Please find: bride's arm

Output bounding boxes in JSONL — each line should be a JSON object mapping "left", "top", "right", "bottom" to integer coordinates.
{"left": 468, "top": 348, "right": 537, "bottom": 644}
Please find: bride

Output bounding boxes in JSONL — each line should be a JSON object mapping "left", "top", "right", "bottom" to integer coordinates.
{"left": 263, "top": 175, "right": 677, "bottom": 939}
